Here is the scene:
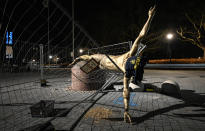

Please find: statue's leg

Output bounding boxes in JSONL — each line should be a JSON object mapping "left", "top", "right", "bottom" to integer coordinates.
{"left": 123, "top": 75, "right": 132, "bottom": 123}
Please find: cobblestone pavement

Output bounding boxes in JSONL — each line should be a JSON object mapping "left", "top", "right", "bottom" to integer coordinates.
{"left": 0, "top": 70, "right": 205, "bottom": 131}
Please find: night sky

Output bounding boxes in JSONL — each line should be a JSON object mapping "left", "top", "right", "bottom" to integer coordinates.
{"left": 61, "top": 0, "right": 204, "bottom": 42}
{"left": 59, "top": 0, "right": 205, "bottom": 58}
{"left": 0, "top": 0, "right": 205, "bottom": 61}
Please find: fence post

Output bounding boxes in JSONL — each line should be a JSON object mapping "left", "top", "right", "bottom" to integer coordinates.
{"left": 128, "top": 41, "right": 133, "bottom": 50}
{"left": 39, "top": 44, "right": 46, "bottom": 86}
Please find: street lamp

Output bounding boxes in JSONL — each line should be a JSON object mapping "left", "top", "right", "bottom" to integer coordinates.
{"left": 49, "top": 55, "right": 53, "bottom": 59}
{"left": 166, "top": 33, "right": 173, "bottom": 40}
{"left": 72, "top": 0, "right": 75, "bottom": 61}
{"left": 166, "top": 33, "right": 174, "bottom": 63}
{"left": 56, "top": 57, "right": 59, "bottom": 64}
{"left": 49, "top": 55, "right": 52, "bottom": 67}
{"left": 79, "top": 49, "right": 83, "bottom": 54}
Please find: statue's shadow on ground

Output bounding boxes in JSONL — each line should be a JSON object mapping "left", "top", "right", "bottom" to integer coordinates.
{"left": 104, "top": 83, "right": 205, "bottom": 124}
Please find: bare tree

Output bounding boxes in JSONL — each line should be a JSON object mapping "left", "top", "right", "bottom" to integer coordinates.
{"left": 177, "top": 13, "right": 205, "bottom": 58}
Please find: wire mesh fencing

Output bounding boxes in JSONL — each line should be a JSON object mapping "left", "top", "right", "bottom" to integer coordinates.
{"left": 87, "top": 41, "right": 132, "bottom": 55}
{"left": 0, "top": 0, "right": 98, "bottom": 73}
{"left": 0, "top": 0, "right": 133, "bottom": 130}
{"left": 2, "top": 1, "right": 205, "bottom": 131}
{"left": 0, "top": 0, "right": 99, "bottom": 130}
{"left": 0, "top": 0, "right": 140, "bottom": 130}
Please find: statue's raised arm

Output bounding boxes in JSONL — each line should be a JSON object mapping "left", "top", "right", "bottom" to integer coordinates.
{"left": 129, "top": 5, "right": 156, "bottom": 56}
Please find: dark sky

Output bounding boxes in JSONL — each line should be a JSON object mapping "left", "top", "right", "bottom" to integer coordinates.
{"left": 61, "top": 0, "right": 205, "bottom": 44}
{"left": 57, "top": 0, "right": 205, "bottom": 58}
{"left": 0, "top": 0, "right": 204, "bottom": 60}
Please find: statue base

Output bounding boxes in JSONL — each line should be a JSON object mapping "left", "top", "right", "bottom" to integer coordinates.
{"left": 71, "top": 61, "right": 106, "bottom": 91}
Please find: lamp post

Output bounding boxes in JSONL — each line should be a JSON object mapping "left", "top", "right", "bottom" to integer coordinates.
{"left": 49, "top": 55, "right": 52, "bottom": 67}
{"left": 166, "top": 33, "right": 174, "bottom": 63}
{"left": 72, "top": 0, "right": 75, "bottom": 61}
{"left": 56, "top": 57, "right": 59, "bottom": 64}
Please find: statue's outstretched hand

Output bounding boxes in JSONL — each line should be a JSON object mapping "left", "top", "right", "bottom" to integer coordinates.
{"left": 148, "top": 5, "right": 156, "bottom": 18}
{"left": 124, "top": 111, "right": 132, "bottom": 123}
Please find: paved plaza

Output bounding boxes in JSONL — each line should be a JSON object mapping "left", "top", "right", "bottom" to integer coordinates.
{"left": 0, "top": 69, "right": 205, "bottom": 131}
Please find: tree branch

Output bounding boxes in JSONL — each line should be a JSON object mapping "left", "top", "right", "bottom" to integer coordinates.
{"left": 177, "top": 27, "right": 202, "bottom": 48}
{"left": 185, "top": 13, "right": 198, "bottom": 30}
{"left": 200, "top": 14, "right": 204, "bottom": 28}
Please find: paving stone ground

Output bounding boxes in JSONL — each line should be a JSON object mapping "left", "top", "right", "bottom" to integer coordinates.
{"left": 0, "top": 69, "right": 205, "bottom": 131}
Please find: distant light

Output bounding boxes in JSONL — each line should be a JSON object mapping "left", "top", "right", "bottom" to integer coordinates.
{"left": 79, "top": 49, "right": 83, "bottom": 53}
{"left": 57, "top": 57, "right": 59, "bottom": 60}
{"left": 32, "top": 59, "right": 35, "bottom": 62}
{"left": 166, "top": 33, "right": 173, "bottom": 40}
{"left": 49, "top": 55, "right": 53, "bottom": 59}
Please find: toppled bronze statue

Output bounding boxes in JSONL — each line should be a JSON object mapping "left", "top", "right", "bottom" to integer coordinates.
{"left": 70, "top": 5, "right": 156, "bottom": 123}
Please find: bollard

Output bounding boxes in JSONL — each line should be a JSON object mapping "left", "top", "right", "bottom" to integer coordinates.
{"left": 39, "top": 44, "right": 47, "bottom": 87}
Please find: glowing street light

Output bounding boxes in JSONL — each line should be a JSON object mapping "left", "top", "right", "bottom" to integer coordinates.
{"left": 79, "top": 49, "right": 83, "bottom": 53}
{"left": 32, "top": 59, "right": 35, "bottom": 62}
{"left": 49, "top": 55, "right": 53, "bottom": 59}
{"left": 166, "top": 33, "right": 174, "bottom": 40}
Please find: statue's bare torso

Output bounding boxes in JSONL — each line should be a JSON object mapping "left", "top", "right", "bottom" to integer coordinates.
{"left": 97, "top": 52, "right": 130, "bottom": 72}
